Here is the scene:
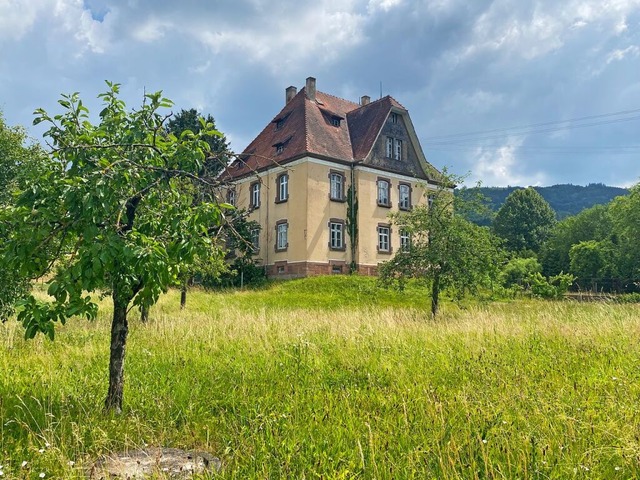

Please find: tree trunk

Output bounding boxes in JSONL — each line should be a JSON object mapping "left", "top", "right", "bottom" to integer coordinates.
{"left": 105, "top": 290, "right": 130, "bottom": 413}
{"left": 431, "top": 272, "right": 441, "bottom": 318}
{"left": 180, "top": 282, "right": 187, "bottom": 310}
{"left": 140, "top": 303, "right": 149, "bottom": 323}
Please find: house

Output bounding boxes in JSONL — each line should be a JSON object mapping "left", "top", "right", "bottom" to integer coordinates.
{"left": 220, "top": 77, "right": 442, "bottom": 278}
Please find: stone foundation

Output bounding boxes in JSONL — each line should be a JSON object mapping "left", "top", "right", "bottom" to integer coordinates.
{"left": 265, "top": 261, "right": 378, "bottom": 279}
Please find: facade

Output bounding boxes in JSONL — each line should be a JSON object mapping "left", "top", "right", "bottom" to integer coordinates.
{"left": 221, "top": 77, "right": 442, "bottom": 278}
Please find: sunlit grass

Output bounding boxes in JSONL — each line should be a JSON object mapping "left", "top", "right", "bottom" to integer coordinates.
{"left": 1, "top": 278, "right": 639, "bottom": 478}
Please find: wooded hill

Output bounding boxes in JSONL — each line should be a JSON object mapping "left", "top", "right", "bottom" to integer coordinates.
{"left": 458, "top": 183, "right": 629, "bottom": 225}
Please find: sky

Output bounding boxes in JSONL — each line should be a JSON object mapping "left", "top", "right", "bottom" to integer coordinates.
{"left": 1, "top": 0, "right": 639, "bottom": 188}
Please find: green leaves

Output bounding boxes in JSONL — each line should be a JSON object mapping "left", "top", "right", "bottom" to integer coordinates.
{"left": 2, "top": 82, "right": 228, "bottom": 338}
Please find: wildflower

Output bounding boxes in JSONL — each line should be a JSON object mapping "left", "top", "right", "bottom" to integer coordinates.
{"left": 0, "top": 470, "right": 4, "bottom": 476}
{"left": 68, "top": 461, "right": 75, "bottom": 467}
{"left": 45, "top": 442, "right": 50, "bottom": 448}
{"left": 21, "top": 461, "right": 28, "bottom": 468}
{"left": 615, "top": 466, "right": 621, "bottom": 471}
{"left": 482, "top": 439, "right": 488, "bottom": 444}
{"left": 39, "top": 473, "right": 45, "bottom": 478}
{"left": 38, "top": 449, "right": 45, "bottom": 454}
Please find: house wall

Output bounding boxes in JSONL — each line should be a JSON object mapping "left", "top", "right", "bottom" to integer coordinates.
{"left": 231, "top": 157, "right": 436, "bottom": 278}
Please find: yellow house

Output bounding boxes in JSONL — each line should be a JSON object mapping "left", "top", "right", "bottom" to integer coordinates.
{"left": 221, "top": 77, "right": 442, "bottom": 278}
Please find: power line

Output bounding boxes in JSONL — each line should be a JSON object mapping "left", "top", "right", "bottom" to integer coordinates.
{"left": 422, "top": 108, "right": 640, "bottom": 144}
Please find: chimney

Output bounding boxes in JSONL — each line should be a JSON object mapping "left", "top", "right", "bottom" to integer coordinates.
{"left": 305, "top": 76, "right": 316, "bottom": 101}
{"left": 286, "top": 86, "right": 297, "bottom": 104}
{"left": 360, "top": 95, "right": 370, "bottom": 106}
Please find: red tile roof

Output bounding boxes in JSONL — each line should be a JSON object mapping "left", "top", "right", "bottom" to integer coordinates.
{"left": 221, "top": 87, "right": 412, "bottom": 180}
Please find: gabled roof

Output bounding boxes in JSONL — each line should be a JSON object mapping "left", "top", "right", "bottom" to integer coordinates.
{"left": 221, "top": 84, "right": 429, "bottom": 181}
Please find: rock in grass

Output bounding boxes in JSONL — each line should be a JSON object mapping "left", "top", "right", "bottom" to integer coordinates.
{"left": 87, "top": 447, "right": 221, "bottom": 479}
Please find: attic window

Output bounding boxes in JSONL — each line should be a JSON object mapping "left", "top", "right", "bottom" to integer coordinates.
{"left": 390, "top": 113, "right": 399, "bottom": 124}
{"left": 276, "top": 144, "right": 285, "bottom": 154}
{"left": 331, "top": 117, "right": 341, "bottom": 127}
{"left": 273, "top": 113, "right": 290, "bottom": 131}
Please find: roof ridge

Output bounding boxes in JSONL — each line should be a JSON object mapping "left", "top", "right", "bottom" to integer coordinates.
{"left": 316, "top": 90, "right": 361, "bottom": 109}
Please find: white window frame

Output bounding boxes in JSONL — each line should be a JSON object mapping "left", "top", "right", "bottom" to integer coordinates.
{"left": 386, "top": 137, "right": 393, "bottom": 158}
{"left": 329, "top": 172, "right": 344, "bottom": 201}
{"left": 394, "top": 138, "right": 402, "bottom": 160}
{"left": 377, "top": 225, "right": 391, "bottom": 252}
{"left": 276, "top": 222, "right": 288, "bottom": 251}
{"left": 277, "top": 173, "right": 288, "bottom": 202}
{"left": 329, "top": 221, "right": 344, "bottom": 250}
{"left": 227, "top": 188, "right": 236, "bottom": 206}
{"left": 400, "top": 230, "right": 411, "bottom": 251}
{"left": 251, "top": 228, "right": 260, "bottom": 252}
{"left": 250, "top": 182, "right": 261, "bottom": 208}
{"left": 377, "top": 179, "right": 390, "bottom": 207}
{"left": 399, "top": 183, "right": 411, "bottom": 210}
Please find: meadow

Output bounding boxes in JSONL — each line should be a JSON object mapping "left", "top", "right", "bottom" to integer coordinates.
{"left": 1, "top": 276, "right": 639, "bottom": 479}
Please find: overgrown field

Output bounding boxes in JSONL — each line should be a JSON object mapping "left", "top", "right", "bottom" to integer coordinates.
{"left": 1, "top": 276, "right": 639, "bottom": 478}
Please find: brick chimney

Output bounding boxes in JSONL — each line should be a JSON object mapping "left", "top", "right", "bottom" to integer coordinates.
{"left": 305, "top": 76, "right": 316, "bottom": 101}
{"left": 360, "top": 95, "right": 370, "bottom": 106}
{"left": 286, "top": 86, "right": 297, "bottom": 104}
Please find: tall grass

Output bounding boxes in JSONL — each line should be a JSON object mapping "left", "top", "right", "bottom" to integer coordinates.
{"left": 1, "top": 278, "right": 639, "bottom": 478}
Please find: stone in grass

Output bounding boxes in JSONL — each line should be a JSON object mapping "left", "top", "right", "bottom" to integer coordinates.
{"left": 87, "top": 447, "right": 221, "bottom": 479}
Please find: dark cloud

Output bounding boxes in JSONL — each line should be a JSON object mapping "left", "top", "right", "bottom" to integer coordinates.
{"left": 1, "top": 0, "right": 639, "bottom": 186}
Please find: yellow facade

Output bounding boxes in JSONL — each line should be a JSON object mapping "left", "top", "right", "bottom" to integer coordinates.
{"left": 230, "top": 157, "right": 434, "bottom": 277}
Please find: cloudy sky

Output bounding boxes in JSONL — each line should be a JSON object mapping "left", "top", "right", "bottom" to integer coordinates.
{"left": 1, "top": 0, "right": 639, "bottom": 187}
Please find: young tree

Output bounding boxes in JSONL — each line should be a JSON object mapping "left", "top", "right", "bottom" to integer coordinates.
{"left": 379, "top": 175, "right": 503, "bottom": 317}
{"left": 0, "top": 83, "right": 229, "bottom": 412}
{"left": 493, "top": 187, "right": 556, "bottom": 253}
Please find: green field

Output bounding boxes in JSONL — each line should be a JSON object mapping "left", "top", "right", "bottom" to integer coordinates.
{"left": 1, "top": 276, "right": 639, "bottom": 478}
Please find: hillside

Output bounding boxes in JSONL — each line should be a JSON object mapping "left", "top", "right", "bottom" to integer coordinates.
{"left": 458, "top": 183, "right": 629, "bottom": 225}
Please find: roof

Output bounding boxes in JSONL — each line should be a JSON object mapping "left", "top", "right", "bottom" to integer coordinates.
{"left": 221, "top": 86, "right": 424, "bottom": 181}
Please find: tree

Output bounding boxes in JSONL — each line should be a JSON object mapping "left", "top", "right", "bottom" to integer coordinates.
{"left": 609, "top": 183, "right": 640, "bottom": 284}
{"left": 539, "top": 204, "right": 612, "bottom": 277}
{"left": 379, "top": 175, "right": 503, "bottom": 317}
{"left": 166, "top": 108, "right": 230, "bottom": 178}
{"left": 0, "top": 112, "right": 46, "bottom": 321}
{"left": 569, "top": 240, "right": 617, "bottom": 290}
{"left": 493, "top": 187, "right": 556, "bottom": 253}
{"left": 0, "top": 83, "right": 228, "bottom": 412}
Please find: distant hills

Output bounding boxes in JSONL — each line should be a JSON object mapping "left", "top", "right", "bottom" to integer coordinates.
{"left": 457, "top": 183, "right": 629, "bottom": 226}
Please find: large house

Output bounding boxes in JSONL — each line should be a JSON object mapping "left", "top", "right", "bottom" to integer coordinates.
{"left": 221, "top": 77, "right": 442, "bottom": 278}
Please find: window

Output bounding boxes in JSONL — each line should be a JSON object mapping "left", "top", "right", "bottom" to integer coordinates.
{"left": 328, "top": 219, "right": 345, "bottom": 250}
{"left": 394, "top": 139, "right": 402, "bottom": 160}
{"left": 276, "top": 173, "right": 289, "bottom": 203}
{"left": 276, "top": 221, "right": 288, "bottom": 251}
{"left": 386, "top": 137, "right": 403, "bottom": 160}
{"left": 329, "top": 171, "right": 345, "bottom": 201}
{"left": 377, "top": 224, "right": 391, "bottom": 253}
{"left": 227, "top": 188, "right": 236, "bottom": 206}
{"left": 250, "top": 182, "right": 261, "bottom": 208}
{"left": 377, "top": 178, "right": 391, "bottom": 207}
{"left": 428, "top": 194, "right": 435, "bottom": 209}
{"left": 400, "top": 230, "right": 411, "bottom": 251}
{"left": 399, "top": 183, "right": 411, "bottom": 210}
{"left": 386, "top": 137, "right": 393, "bottom": 158}
{"left": 331, "top": 117, "right": 341, "bottom": 127}
{"left": 276, "top": 144, "right": 285, "bottom": 154}
{"left": 390, "top": 113, "right": 399, "bottom": 124}
{"left": 276, "top": 118, "right": 285, "bottom": 130}
{"left": 250, "top": 228, "right": 260, "bottom": 253}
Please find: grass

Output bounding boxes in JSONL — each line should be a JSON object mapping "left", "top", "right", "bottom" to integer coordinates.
{"left": 1, "top": 276, "right": 639, "bottom": 478}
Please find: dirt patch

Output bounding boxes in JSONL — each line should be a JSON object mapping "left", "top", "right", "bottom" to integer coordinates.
{"left": 87, "top": 447, "right": 221, "bottom": 479}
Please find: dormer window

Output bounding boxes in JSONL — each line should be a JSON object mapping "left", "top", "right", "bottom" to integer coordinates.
{"left": 274, "top": 113, "right": 290, "bottom": 131}
{"left": 331, "top": 117, "right": 341, "bottom": 127}
{"left": 276, "top": 144, "right": 285, "bottom": 154}
{"left": 390, "top": 113, "right": 399, "bottom": 124}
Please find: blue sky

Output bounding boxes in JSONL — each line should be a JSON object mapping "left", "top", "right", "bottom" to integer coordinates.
{"left": 1, "top": 0, "right": 639, "bottom": 187}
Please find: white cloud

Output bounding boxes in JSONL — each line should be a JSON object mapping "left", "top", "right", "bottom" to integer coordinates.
{"left": 469, "top": 138, "right": 547, "bottom": 186}
{"left": 606, "top": 45, "right": 640, "bottom": 63}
